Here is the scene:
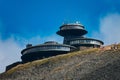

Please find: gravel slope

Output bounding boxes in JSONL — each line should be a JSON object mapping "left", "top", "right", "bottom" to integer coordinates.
{"left": 0, "top": 46, "right": 120, "bottom": 80}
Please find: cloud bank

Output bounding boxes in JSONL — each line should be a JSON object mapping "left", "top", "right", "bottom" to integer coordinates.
{"left": 0, "top": 34, "right": 63, "bottom": 73}
{"left": 0, "top": 37, "right": 22, "bottom": 73}
{"left": 92, "top": 13, "right": 120, "bottom": 45}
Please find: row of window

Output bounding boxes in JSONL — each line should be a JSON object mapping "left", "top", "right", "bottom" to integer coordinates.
{"left": 23, "top": 46, "right": 70, "bottom": 55}
{"left": 64, "top": 36, "right": 84, "bottom": 40}
{"left": 61, "top": 26, "right": 83, "bottom": 30}
{"left": 70, "top": 39, "right": 102, "bottom": 45}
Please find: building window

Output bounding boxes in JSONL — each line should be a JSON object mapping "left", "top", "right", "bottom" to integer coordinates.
{"left": 70, "top": 39, "right": 101, "bottom": 45}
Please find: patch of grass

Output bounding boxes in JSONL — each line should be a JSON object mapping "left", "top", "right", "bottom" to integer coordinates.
{"left": 5, "top": 48, "right": 99, "bottom": 75}
{"left": 6, "top": 58, "right": 51, "bottom": 75}
{"left": 52, "top": 66, "right": 64, "bottom": 73}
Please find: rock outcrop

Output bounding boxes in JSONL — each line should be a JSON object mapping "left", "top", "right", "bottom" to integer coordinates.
{"left": 0, "top": 44, "right": 120, "bottom": 80}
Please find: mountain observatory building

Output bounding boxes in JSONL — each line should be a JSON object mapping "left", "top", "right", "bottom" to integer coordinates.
{"left": 21, "top": 22, "right": 104, "bottom": 62}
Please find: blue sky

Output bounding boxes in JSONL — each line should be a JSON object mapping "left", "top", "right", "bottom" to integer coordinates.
{"left": 0, "top": 0, "right": 120, "bottom": 73}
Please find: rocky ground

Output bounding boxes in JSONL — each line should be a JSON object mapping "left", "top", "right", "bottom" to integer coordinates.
{"left": 0, "top": 44, "right": 120, "bottom": 80}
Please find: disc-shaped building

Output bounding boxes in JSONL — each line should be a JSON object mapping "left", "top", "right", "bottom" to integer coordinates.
{"left": 21, "top": 22, "right": 104, "bottom": 62}
{"left": 57, "top": 22, "right": 104, "bottom": 49}
{"left": 21, "top": 41, "right": 76, "bottom": 62}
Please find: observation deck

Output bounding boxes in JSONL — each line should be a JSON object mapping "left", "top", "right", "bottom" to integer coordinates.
{"left": 57, "top": 23, "right": 88, "bottom": 36}
{"left": 69, "top": 38, "right": 104, "bottom": 47}
{"left": 57, "top": 22, "right": 104, "bottom": 49}
{"left": 20, "top": 21, "right": 104, "bottom": 63}
{"left": 21, "top": 41, "right": 76, "bottom": 62}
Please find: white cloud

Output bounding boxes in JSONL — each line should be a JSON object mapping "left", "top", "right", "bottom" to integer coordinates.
{"left": 100, "top": 13, "right": 120, "bottom": 45}
{"left": 0, "top": 19, "right": 22, "bottom": 73}
{"left": 0, "top": 37, "right": 23, "bottom": 73}
{"left": 92, "top": 13, "right": 120, "bottom": 45}
{"left": 0, "top": 34, "right": 63, "bottom": 73}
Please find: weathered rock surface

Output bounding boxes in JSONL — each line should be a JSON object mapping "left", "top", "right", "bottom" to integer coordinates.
{"left": 0, "top": 45, "right": 120, "bottom": 80}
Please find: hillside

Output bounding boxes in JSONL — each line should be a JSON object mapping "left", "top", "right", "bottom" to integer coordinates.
{"left": 0, "top": 44, "right": 120, "bottom": 80}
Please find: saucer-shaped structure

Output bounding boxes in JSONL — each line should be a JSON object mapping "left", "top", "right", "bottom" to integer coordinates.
{"left": 57, "top": 22, "right": 104, "bottom": 49}
{"left": 21, "top": 41, "right": 76, "bottom": 62}
{"left": 57, "top": 23, "right": 88, "bottom": 36}
{"left": 21, "top": 21, "right": 104, "bottom": 63}
{"left": 69, "top": 38, "right": 104, "bottom": 48}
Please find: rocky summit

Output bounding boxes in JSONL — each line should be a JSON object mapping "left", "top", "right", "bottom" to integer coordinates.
{"left": 0, "top": 44, "right": 120, "bottom": 80}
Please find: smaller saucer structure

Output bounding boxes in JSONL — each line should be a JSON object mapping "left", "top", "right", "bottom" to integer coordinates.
{"left": 57, "top": 22, "right": 104, "bottom": 49}
{"left": 21, "top": 41, "right": 76, "bottom": 62}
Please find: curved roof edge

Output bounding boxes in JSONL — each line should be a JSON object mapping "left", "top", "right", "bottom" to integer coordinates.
{"left": 70, "top": 37, "right": 104, "bottom": 45}
{"left": 56, "top": 29, "right": 88, "bottom": 36}
{"left": 60, "top": 23, "right": 84, "bottom": 29}
{"left": 21, "top": 42, "right": 76, "bottom": 54}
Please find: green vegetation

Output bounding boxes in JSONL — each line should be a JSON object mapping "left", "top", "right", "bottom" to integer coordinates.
{"left": 6, "top": 48, "right": 99, "bottom": 75}
{"left": 0, "top": 45, "right": 120, "bottom": 80}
